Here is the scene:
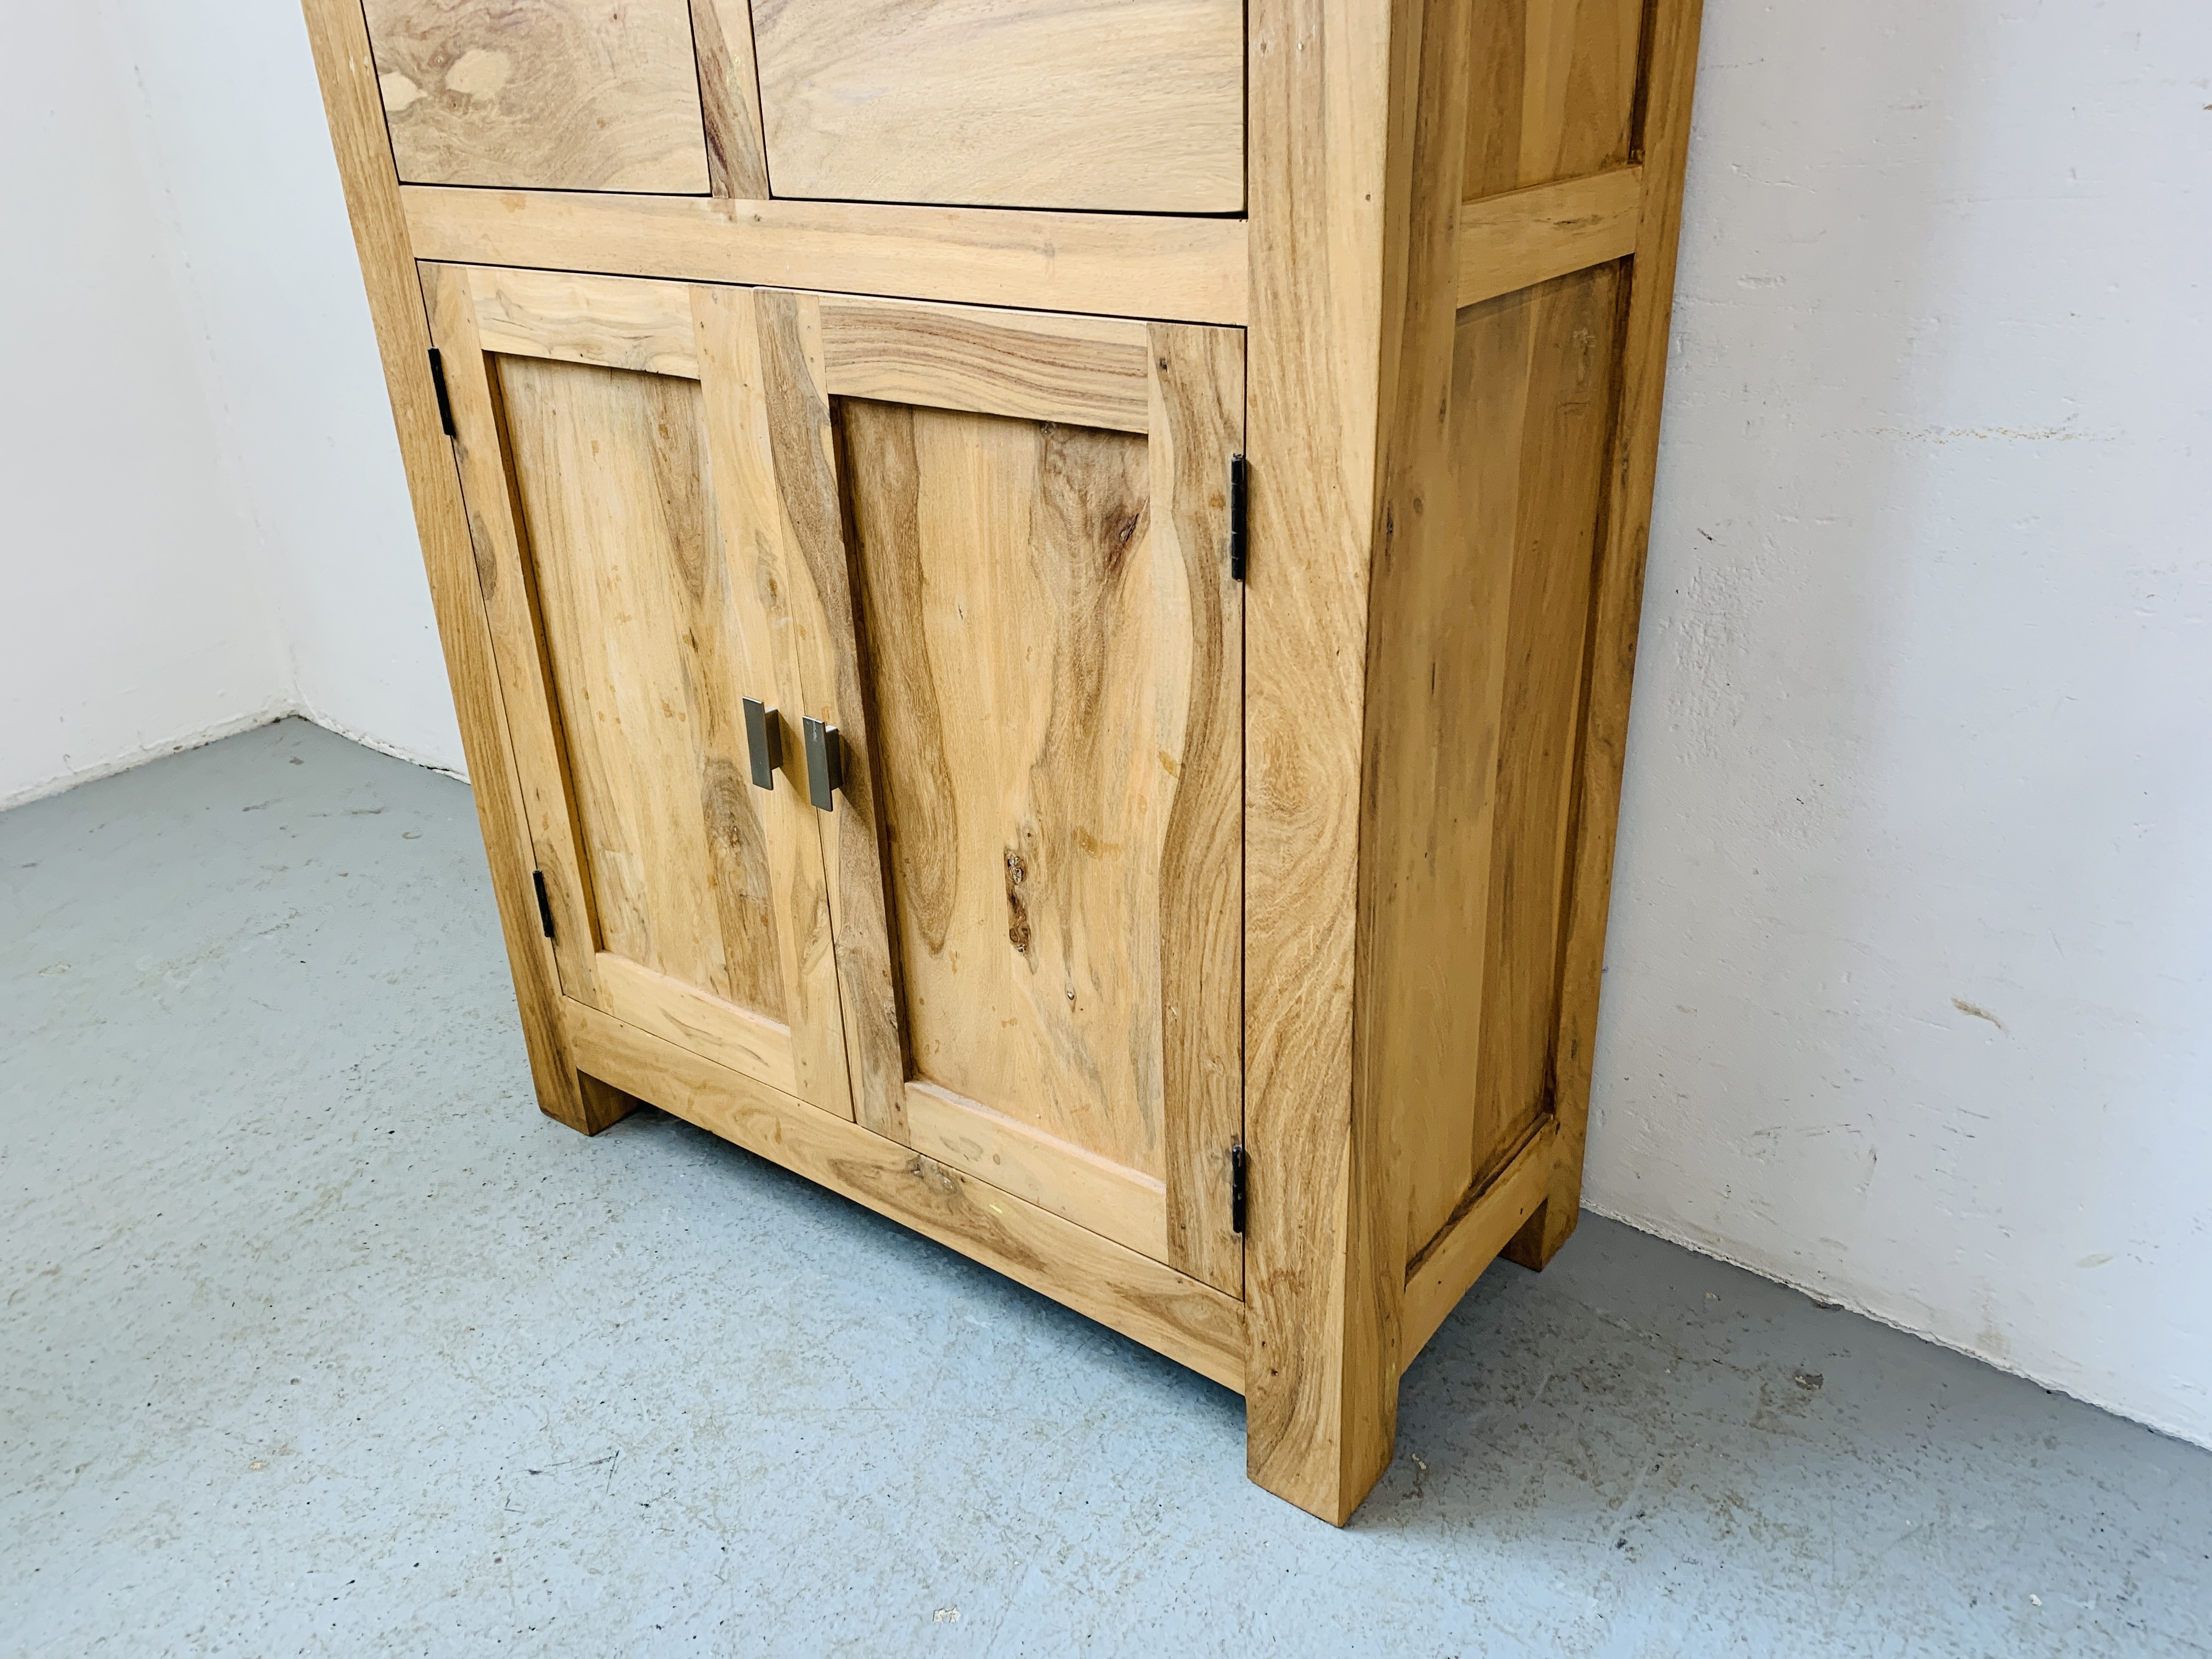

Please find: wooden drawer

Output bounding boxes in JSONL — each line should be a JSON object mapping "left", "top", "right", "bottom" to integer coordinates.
{"left": 748, "top": 0, "right": 1244, "bottom": 213}
{"left": 363, "top": 0, "right": 1243, "bottom": 212}
{"left": 364, "top": 0, "right": 712, "bottom": 192}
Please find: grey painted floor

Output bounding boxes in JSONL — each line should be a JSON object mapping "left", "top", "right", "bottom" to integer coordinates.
{"left": 4, "top": 720, "right": 2207, "bottom": 1658}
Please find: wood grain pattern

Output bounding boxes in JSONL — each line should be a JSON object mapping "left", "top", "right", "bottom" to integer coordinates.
{"left": 689, "top": 286, "right": 857, "bottom": 1119}
{"left": 592, "top": 951, "right": 799, "bottom": 1098}
{"left": 431, "top": 270, "right": 852, "bottom": 1118}
{"left": 1381, "top": 262, "right": 1628, "bottom": 1268}
{"left": 904, "top": 1083, "right": 1167, "bottom": 1261}
{"left": 844, "top": 403, "right": 1166, "bottom": 1171}
{"left": 1243, "top": 0, "right": 1472, "bottom": 1523}
{"left": 1457, "top": 166, "right": 1641, "bottom": 306}
{"left": 715, "top": 290, "right": 910, "bottom": 1141}
{"left": 1148, "top": 323, "right": 1247, "bottom": 1297}
{"left": 565, "top": 998, "right": 1249, "bottom": 1390}
{"left": 466, "top": 268, "right": 700, "bottom": 377}
{"left": 837, "top": 372, "right": 1245, "bottom": 1290}
{"left": 301, "top": 0, "right": 588, "bottom": 1128}
{"left": 400, "top": 187, "right": 1251, "bottom": 326}
{"left": 421, "top": 265, "right": 606, "bottom": 1012}
{"left": 1509, "top": 0, "right": 1707, "bottom": 1272}
{"left": 1462, "top": 0, "right": 1645, "bottom": 200}
{"left": 688, "top": 0, "right": 771, "bottom": 199}
{"left": 1399, "top": 1117, "right": 1557, "bottom": 1364}
{"left": 820, "top": 297, "right": 1153, "bottom": 433}
{"left": 364, "top": 0, "right": 710, "bottom": 192}
{"left": 500, "top": 356, "right": 792, "bottom": 1018}
{"left": 749, "top": 0, "right": 1244, "bottom": 214}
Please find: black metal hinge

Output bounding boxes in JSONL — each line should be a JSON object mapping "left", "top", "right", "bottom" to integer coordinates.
{"left": 1227, "top": 453, "right": 1249, "bottom": 582}
{"left": 533, "top": 870, "right": 555, "bottom": 940}
{"left": 428, "top": 348, "right": 455, "bottom": 436}
{"left": 1229, "top": 1142, "right": 1248, "bottom": 1235}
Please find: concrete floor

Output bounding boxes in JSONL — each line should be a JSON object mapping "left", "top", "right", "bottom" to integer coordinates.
{"left": 4, "top": 720, "right": 2207, "bottom": 1658}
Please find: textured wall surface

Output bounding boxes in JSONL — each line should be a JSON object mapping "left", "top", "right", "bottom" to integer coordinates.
{"left": 1587, "top": 0, "right": 2211, "bottom": 1446}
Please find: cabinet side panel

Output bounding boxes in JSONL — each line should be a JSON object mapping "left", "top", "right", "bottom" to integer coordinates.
{"left": 1508, "top": 0, "right": 1705, "bottom": 1268}
{"left": 302, "top": 0, "right": 590, "bottom": 1128}
{"left": 1377, "top": 262, "right": 1628, "bottom": 1265}
{"left": 1462, "top": 0, "right": 1645, "bottom": 199}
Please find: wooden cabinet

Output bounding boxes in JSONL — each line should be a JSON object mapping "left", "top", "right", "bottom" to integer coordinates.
{"left": 308, "top": 0, "right": 1703, "bottom": 1524}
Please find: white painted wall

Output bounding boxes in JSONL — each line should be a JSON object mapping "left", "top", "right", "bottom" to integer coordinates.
{"left": 0, "top": 4, "right": 288, "bottom": 808}
{"left": 16, "top": 0, "right": 2208, "bottom": 1448}
{"left": 1585, "top": 1, "right": 2212, "bottom": 1446}
{"left": 94, "top": 0, "right": 464, "bottom": 775}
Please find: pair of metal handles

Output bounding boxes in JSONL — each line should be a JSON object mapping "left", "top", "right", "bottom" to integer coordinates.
{"left": 742, "top": 697, "right": 842, "bottom": 812}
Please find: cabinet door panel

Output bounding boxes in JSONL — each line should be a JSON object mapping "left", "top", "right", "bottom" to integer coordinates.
{"left": 499, "top": 356, "right": 788, "bottom": 1022}
{"left": 749, "top": 0, "right": 1243, "bottom": 214}
{"left": 744, "top": 290, "right": 1247, "bottom": 1292}
{"left": 423, "top": 265, "right": 850, "bottom": 1118}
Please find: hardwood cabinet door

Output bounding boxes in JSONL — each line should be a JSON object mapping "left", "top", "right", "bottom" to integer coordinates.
{"left": 748, "top": 0, "right": 1244, "bottom": 213}
{"left": 421, "top": 265, "right": 853, "bottom": 1120}
{"left": 732, "top": 291, "right": 1248, "bottom": 1294}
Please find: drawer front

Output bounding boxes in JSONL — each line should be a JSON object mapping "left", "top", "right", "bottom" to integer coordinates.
{"left": 749, "top": 0, "right": 1245, "bottom": 213}
{"left": 365, "top": 0, "right": 711, "bottom": 191}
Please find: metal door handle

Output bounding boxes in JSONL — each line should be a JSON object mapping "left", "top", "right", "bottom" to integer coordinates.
{"left": 743, "top": 698, "right": 782, "bottom": 789}
{"left": 802, "top": 717, "right": 843, "bottom": 812}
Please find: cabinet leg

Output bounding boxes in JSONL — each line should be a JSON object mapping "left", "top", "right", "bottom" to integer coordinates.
{"left": 541, "top": 1071, "right": 638, "bottom": 1136}
{"left": 1502, "top": 1191, "right": 1579, "bottom": 1271}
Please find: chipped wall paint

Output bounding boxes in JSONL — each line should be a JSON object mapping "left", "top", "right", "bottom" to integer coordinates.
{"left": 1586, "top": 0, "right": 2212, "bottom": 1447}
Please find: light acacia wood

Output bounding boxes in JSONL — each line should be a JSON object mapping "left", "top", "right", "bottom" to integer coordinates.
{"left": 726, "top": 289, "right": 911, "bottom": 1142}
{"left": 565, "top": 998, "right": 1248, "bottom": 1390}
{"left": 1510, "top": 0, "right": 1707, "bottom": 1272}
{"left": 904, "top": 1084, "right": 1167, "bottom": 1262}
{"left": 426, "top": 264, "right": 853, "bottom": 1119}
{"left": 1242, "top": 0, "right": 1474, "bottom": 1524}
{"left": 308, "top": 0, "right": 1703, "bottom": 1530}
{"left": 688, "top": 0, "right": 771, "bottom": 199}
{"left": 1457, "top": 166, "right": 1641, "bottom": 307}
{"left": 1399, "top": 1118, "right": 1558, "bottom": 1364}
{"left": 465, "top": 267, "right": 699, "bottom": 377}
{"left": 363, "top": 0, "right": 710, "bottom": 193}
{"left": 303, "top": 0, "right": 591, "bottom": 1130}
{"left": 400, "top": 187, "right": 1250, "bottom": 326}
{"left": 788, "top": 303, "right": 1244, "bottom": 1294}
{"left": 1463, "top": 0, "right": 1645, "bottom": 200}
{"left": 1382, "top": 262, "right": 1628, "bottom": 1268}
{"left": 819, "top": 297, "right": 1153, "bottom": 433}
{"left": 749, "top": 0, "right": 1244, "bottom": 215}
{"left": 1147, "top": 321, "right": 1248, "bottom": 1297}
{"left": 592, "top": 952, "right": 798, "bottom": 1099}
{"left": 420, "top": 266, "right": 606, "bottom": 1012}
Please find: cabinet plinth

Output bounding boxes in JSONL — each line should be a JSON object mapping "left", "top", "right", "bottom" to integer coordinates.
{"left": 303, "top": 0, "right": 1702, "bottom": 1525}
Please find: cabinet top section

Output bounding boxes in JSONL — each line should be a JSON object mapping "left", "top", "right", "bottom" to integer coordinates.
{"left": 363, "top": 0, "right": 1246, "bottom": 216}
